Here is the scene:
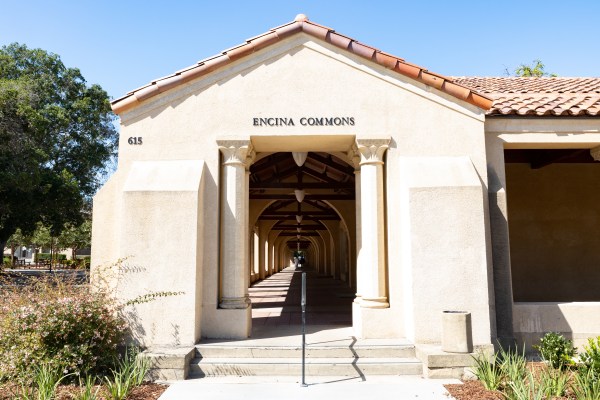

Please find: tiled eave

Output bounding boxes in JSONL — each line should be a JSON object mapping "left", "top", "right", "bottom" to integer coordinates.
{"left": 454, "top": 77, "right": 600, "bottom": 117}
{"left": 111, "top": 16, "right": 493, "bottom": 115}
{"left": 487, "top": 94, "right": 600, "bottom": 117}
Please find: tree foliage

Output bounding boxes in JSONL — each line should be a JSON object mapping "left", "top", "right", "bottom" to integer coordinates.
{"left": 0, "top": 43, "right": 117, "bottom": 248}
{"left": 514, "top": 59, "right": 557, "bottom": 77}
{"left": 58, "top": 219, "right": 92, "bottom": 259}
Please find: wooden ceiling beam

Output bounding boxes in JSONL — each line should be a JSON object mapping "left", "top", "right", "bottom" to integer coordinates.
{"left": 273, "top": 224, "right": 327, "bottom": 230}
{"left": 261, "top": 211, "right": 336, "bottom": 216}
{"left": 250, "top": 153, "right": 291, "bottom": 173}
{"left": 304, "top": 199, "right": 333, "bottom": 212}
{"left": 308, "top": 152, "right": 354, "bottom": 175}
{"left": 258, "top": 215, "right": 340, "bottom": 221}
{"left": 264, "top": 199, "right": 295, "bottom": 212}
{"left": 250, "top": 194, "right": 354, "bottom": 200}
{"left": 250, "top": 182, "right": 353, "bottom": 189}
{"left": 302, "top": 166, "right": 339, "bottom": 184}
{"left": 279, "top": 232, "right": 320, "bottom": 236}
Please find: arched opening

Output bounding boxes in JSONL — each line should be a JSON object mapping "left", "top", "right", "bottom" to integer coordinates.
{"left": 248, "top": 151, "right": 356, "bottom": 333}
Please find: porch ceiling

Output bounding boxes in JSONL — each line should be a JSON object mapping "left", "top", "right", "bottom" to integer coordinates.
{"left": 504, "top": 149, "right": 597, "bottom": 169}
{"left": 251, "top": 152, "right": 353, "bottom": 238}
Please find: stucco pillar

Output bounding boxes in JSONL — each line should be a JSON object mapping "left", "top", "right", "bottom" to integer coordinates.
{"left": 323, "top": 221, "right": 340, "bottom": 279}
{"left": 251, "top": 227, "right": 259, "bottom": 283}
{"left": 218, "top": 140, "right": 254, "bottom": 310}
{"left": 486, "top": 134, "right": 515, "bottom": 346}
{"left": 356, "top": 138, "right": 390, "bottom": 308}
{"left": 347, "top": 144, "right": 362, "bottom": 296}
{"left": 258, "top": 224, "right": 268, "bottom": 280}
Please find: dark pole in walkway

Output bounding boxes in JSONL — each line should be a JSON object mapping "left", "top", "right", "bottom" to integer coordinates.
{"left": 301, "top": 271, "right": 307, "bottom": 387}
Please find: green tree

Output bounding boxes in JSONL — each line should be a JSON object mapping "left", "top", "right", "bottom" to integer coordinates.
{"left": 58, "top": 219, "right": 92, "bottom": 261}
{"left": 0, "top": 43, "right": 117, "bottom": 252}
{"left": 515, "top": 59, "right": 557, "bottom": 77}
{"left": 30, "top": 222, "right": 58, "bottom": 266}
{"left": 5, "top": 228, "right": 27, "bottom": 265}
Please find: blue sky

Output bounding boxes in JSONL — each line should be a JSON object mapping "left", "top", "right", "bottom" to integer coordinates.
{"left": 1, "top": 1, "right": 599, "bottom": 100}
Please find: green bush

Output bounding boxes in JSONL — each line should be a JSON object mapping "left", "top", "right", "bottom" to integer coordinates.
{"left": 573, "top": 368, "right": 600, "bottom": 400}
{"left": 581, "top": 337, "right": 600, "bottom": 378}
{"left": 104, "top": 348, "right": 150, "bottom": 400}
{"left": 0, "top": 275, "right": 126, "bottom": 381}
{"left": 498, "top": 345, "right": 527, "bottom": 385}
{"left": 506, "top": 370, "right": 546, "bottom": 400}
{"left": 537, "top": 366, "right": 570, "bottom": 398}
{"left": 471, "top": 350, "right": 503, "bottom": 390}
{"left": 534, "top": 332, "right": 576, "bottom": 369}
{"left": 36, "top": 253, "right": 67, "bottom": 262}
{"left": 76, "top": 256, "right": 91, "bottom": 269}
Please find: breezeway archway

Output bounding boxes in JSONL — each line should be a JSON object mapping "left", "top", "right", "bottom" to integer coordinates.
{"left": 217, "top": 134, "right": 394, "bottom": 339}
{"left": 247, "top": 151, "right": 357, "bottom": 331}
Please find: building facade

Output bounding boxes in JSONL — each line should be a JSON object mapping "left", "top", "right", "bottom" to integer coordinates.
{"left": 92, "top": 15, "right": 600, "bottom": 354}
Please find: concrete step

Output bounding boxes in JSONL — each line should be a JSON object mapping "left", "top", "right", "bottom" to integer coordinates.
{"left": 189, "top": 357, "right": 423, "bottom": 378}
{"left": 195, "top": 344, "right": 416, "bottom": 359}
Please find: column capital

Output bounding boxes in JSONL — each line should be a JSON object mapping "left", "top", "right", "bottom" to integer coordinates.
{"left": 591, "top": 145, "right": 600, "bottom": 161}
{"left": 346, "top": 142, "right": 361, "bottom": 170}
{"left": 217, "top": 140, "right": 253, "bottom": 167}
{"left": 245, "top": 147, "right": 256, "bottom": 169}
{"left": 356, "top": 138, "right": 391, "bottom": 165}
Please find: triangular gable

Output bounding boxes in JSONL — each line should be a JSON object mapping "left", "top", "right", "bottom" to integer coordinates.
{"left": 112, "top": 14, "right": 492, "bottom": 114}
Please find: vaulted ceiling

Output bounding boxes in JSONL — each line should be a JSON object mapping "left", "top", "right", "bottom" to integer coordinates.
{"left": 250, "top": 152, "right": 355, "bottom": 241}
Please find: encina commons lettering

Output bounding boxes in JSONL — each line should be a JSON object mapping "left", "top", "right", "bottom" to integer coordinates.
{"left": 253, "top": 117, "right": 355, "bottom": 127}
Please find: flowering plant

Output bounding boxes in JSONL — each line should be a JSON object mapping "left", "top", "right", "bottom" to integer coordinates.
{"left": 0, "top": 273, "right": 126, "bottom": 381}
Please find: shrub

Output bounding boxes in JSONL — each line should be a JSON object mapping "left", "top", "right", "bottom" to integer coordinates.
{"left": 0, "top": 274, "right": 126, "bottom": 381}
{"left": 534, "top": 332, "right": 576, "bottom": 369}
{"left": 573, "top": 368, "right": 600, "bottom": 400}
{"left": 498, "top": 345, "right": 527, "bottom": 385}
{"left": 538, "top": 366, "right": 570, "bottom": 398}
{"left": 472, "top": 350, "right": 503, "bottom": 390}
{"left": 36, "top": 253, "right": 67, "bottom": 262}
{"left": 506, "top": 371, "right": 546, "bottom": 400}
{"left": 75, "top": 375, "right": 101, "bottom": 400}
{"left": 104, "top": 347, "right": 150, "bottom": 400}
{"left": 581, "top": 336, "right": 600, "bottom": 377}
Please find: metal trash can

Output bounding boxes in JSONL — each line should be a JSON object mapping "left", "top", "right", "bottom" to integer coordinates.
{"left": 442, "top": 311, "right": 473, "bottom": 353}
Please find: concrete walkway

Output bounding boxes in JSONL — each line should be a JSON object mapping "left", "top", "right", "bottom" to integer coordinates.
{"left": 250, "top": 266, "right": 353, "bottom": 327}
{"left": 159, "top": 375, "right": 459, "bottom": 399}
{"left": 159, "top": 267, "right": 461, "bottom": 399}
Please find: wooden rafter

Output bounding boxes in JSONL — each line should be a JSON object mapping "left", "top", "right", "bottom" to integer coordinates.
{"left": 308, "top": 152, "right": 355, "bottom": 175}
{"left": 250, "top": 194, "right": 355, "bottom": 200}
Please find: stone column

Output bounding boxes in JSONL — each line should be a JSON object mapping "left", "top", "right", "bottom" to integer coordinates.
{"left": 218, "top": 140, "right": 254, "bottom": 310}
{"left": 258, "top": 224, "right": 267, "bottom": 281}
{"left": 347, "top": 144, "right": 362, "bottom": 299}
{"left": 244, "top": 153, "right": 254, "bottom": 288}
{"left": 356, "top": 138, "right": 390, "bottom": 309}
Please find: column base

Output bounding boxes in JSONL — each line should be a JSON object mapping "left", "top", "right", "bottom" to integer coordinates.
{"left": 359, "top": 296, "right": 389, "bottom": 309}
{"left": 208, "top": 307, "right": 252, "bottom": 339}
{"left": 352, "top": 302, "right": 393, "bottom": 338}
{"left": 220, "top": 296, "right": 251, "bottom": 309}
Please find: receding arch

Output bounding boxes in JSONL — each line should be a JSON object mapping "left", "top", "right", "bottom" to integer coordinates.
{"left": 247, "top": 149, "right": 357, "bottom": 333}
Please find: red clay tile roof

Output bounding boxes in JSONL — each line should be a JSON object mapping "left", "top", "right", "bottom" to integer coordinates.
{"left": 453, "top": 77, "right": 600, "bottom": 117}
{"left": 111, "top": 15, "right": 493, "bottom": 114}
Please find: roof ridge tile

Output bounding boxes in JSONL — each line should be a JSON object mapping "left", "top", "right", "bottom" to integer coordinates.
{"left": 111, "top": 17, "right": 504, "bottom": 113}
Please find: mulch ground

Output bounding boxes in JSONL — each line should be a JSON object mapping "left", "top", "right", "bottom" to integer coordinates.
{"left": 0, "top": 382, "right": 167, "bottom": 400}
{"left": 444, "top": 380, "right": 503, "bottom": 400}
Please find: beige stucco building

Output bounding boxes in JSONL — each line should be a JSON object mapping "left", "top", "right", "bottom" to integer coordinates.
{"left": 92, "top": 15, "right": 600, "bottom": 378}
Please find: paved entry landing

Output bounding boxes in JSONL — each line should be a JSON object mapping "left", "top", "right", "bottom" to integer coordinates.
{"left": 250, "top": 266, "right": 353, "bottom": 330}
{"left": 191, "top": 267, "right": 422, "bottom": 379}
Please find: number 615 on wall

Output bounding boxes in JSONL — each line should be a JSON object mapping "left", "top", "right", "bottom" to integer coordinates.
{"left": 128, "top": 137, "right": 143, "bottom": 145}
